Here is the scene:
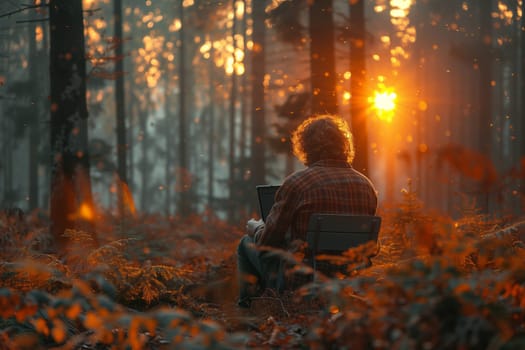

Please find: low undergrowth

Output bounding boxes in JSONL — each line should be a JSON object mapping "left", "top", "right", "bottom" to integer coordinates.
{"left": 1, "top": 191, "right": 525, "bottom": 349}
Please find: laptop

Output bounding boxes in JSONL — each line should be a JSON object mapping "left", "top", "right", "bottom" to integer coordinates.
{"left": 256, "top": 185, "right": 280, "bottom": 222}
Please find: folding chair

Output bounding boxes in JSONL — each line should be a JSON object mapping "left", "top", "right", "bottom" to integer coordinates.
{"left": 306, "top": 214, "right": 382, "bottom": 277}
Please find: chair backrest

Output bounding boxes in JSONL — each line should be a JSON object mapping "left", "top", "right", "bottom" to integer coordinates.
{"left": 306, "top": 214, "right": 382, "bottom": 256}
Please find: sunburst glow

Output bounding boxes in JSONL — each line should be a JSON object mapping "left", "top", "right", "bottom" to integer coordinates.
{"left": 371, "top": 90, "right": 397, "bottom": 122}
{"left": 373, "top": 91, "right": 397, "bottom": 112}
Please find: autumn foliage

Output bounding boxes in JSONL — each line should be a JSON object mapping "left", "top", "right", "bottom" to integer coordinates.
{"left": 1, "top": 189, "right": 525, "bottom": 348}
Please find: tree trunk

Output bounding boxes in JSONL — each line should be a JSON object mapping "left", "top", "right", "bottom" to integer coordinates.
{"left": 41, "top": 21, "right": 51, "bottom": 212}
{"left": 309, "top": 0, "right": 337, "bottom": 115}
{"left": 140, "top": 106, "right": 149, "bottom": 212}
{"left": 521, "top": 0, "right": 525, "bottom": 211}
{"left": 349, "top": 0, "right": 368, "bottom": 175}
{"left": 207, "top": 47, "right": 216, "bottom": 212}
{"left": 1, "top": 114, "right": 13, "bottom": 205}
{"left": 228, "top": 0, "right": 239, "bottom": 222}
{"left": 127, "top": 91, "right": 135, "bottom": 195}
{"left": 239, "top": 0, "right": 249, "bottom": 210}
{"left": 49, "top": 0, "right": 95, "bottom": 251}
{"left": 114, "top": 0, "right": 128, "bottom": 218}
{"left": 178, "top": 2, "right": 190, "bottom": 216}
{"left": 250, "top": 0, "right": 267, "bottom": 190}
{"left": 164, "top": 81, "right": 173, "bottom": 217}
{"left": 239, "top": 2, "right": 248, "bottom": 166}
{"left": 478, "top": 0, "right": 493, "bottom": 212}
{"left": 28, "top": 22, "right": 39, "bottom": 211}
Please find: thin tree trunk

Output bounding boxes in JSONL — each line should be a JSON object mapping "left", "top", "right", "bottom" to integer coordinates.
{"left": 309, "top": 0, "right": 337, "bottom": 115}
{"left": 164, "top": 81, "right": 173, "bottom": 216}
{"left": 1, "top": 26, "right": 14, "bottom": 206}
{"left": 114, "top": 0, "right": 128, "bottom": 218}
{"left": 349, "top": 0, "right": 368, "bottom": 174}
{"left": 28, "top": 22, "right": 39, "bottom": 211}
{"left": 207, "top": 46, "right": 216, "bottom": 211}
{"left": 239, "top": 0, "right": 248, "bottom": 174}
{"left": 140, "top": 106, "right": 148, "bottom": 212}
{"left": 2, "top": 116, "right": 13, "bottom": 205}
{"left": 239, "top": 0, "right": 250, "bottom": 214}
{"left": 42, "top": 20, "right": 51, "bottom": 211}
{"left": 178, "top": 2, "right": 190, "bottom": 216}
{"left": 250, "top": 0, "right": 266, "bottom": 189}
{"left": 228, "top": 0, "right": 239, "bottom": 222}
{"left": 509, "top": 4, "right": 520, "bottom": 185}
{"left": 127, "top": 91, "right": 135, "bottom": 194}
{"left": 7, "top": 133, "right": 13, "bottom": 205}
{"left": 518, "top": 1, "right": 525, "bottom": 213}
{"left": 478, "top": 0, "right": 493, "bottom": 212}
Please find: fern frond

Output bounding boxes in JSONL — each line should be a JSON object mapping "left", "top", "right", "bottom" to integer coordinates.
{"left": 87, "top": 238, "right": 137, "bottom": 266}
{"left": 62, "top": 229, "right": 94, "bottom": 243}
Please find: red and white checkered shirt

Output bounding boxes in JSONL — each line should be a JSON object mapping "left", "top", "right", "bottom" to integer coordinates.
{"left": 255, "top": 159, "right": 378, "bottom": 247}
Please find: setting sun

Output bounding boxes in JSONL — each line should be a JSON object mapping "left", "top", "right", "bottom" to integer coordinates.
{"left": 370, "top": 89, "right": 397, "bottom": 123}
{"left": 373, "top": 90, "right": 397, "bottom": 112}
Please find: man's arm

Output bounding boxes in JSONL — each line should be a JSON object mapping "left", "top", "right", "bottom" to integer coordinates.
{"left": 255, "top": 178, "right": 298, "bottom": 247}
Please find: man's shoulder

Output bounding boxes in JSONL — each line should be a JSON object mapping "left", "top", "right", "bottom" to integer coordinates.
{"left": 282, "top": 163, "right": 375, "bottom": 188}
{"left": 351, "top": 168, "right": 377, "bottom": 187}
{"left": 280, "top": 167, "right": 316, "bottom": 190}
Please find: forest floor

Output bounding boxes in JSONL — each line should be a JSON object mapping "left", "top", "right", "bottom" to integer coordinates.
{"left": 1, "top": 196, "right": 525, "bottom": 348}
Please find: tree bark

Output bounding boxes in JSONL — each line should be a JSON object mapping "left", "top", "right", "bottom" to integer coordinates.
{"left": 28, "top": 22, "right": 39, "bottom": 211}
{"left": 127, "top": 91, "right": 135, "bottom": 195}
{"left": 349, "top": 0, "right": 368, "bottom": 175}
{"left": 164, "top": 81, "right": 173, "bottom": 217}
{"left": 207, "top": 47, "right": 216, "bottom": 211}
{"left": 250, "top": 0, "right": 267, "bottom": 190}
{"left": 139, "top": 106, "right": 149, "bottom": 212}
{"left": 49, "top": 0, "right": 95, "bottom": 251}
{"left": 521, "top": 0, "right": 525, "bottom": 211}
{"left": 228, "top": 0, "right": 239, "bottom": 222}
{"left": 309, "top": 0, "right": 337, "bottom": 115}
{"left": 1, "top": 110, "right": 13, "bottom": 205}
{"left": 239, "top": 0, "right": 248, "bottom": 168}
{"left": 114, "top": 0, "right": 128, "bottom": 218}
{"left": 239, "top": 0, "right": 249, "bottom": 212}
{"left": 478, "top": 0, "right": 493, "bottom": 212}
{"left": 178, "top": 2, "right": 190, "bottom": 216}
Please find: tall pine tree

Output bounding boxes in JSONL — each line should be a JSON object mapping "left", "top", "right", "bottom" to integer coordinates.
{"left": 49, "top": 0, "right": 96, "bottom": 251}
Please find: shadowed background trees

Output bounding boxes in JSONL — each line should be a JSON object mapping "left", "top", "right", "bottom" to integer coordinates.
{"left": 0, "top": 0, "right": 523, "bottom": 250}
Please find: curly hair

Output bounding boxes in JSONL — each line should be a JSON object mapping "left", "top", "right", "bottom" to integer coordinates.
{"left": 291, "top": 114, "right": 355, "bottom": 166}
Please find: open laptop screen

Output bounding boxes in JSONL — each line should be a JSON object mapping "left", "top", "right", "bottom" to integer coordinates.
{"left": 256, "top": 185, "right": 280, "bottom": 222}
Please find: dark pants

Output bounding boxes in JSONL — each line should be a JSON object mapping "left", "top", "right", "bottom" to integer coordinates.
{"left": 237, "top": 235, "right": 283, "bottom": 305}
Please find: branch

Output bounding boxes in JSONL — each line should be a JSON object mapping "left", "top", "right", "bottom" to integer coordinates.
{"left": 480, "top": 219, "right": 525, "bottom": 242}
{"left": 84, "top": 8, "right": 102, "bottom": 15}
{"left": 16, "top": 18, "right": 49, "bottom": 24}
{"left": 0, "top": 4, "right": 48, "bottom": 20}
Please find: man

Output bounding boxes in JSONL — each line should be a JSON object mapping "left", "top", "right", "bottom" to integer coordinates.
{"left": 237, "top": 114, "right": 378, "bottom": 307}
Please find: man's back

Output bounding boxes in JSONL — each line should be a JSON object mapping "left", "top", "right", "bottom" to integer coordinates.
{"left": 257, "top": 159, "right": 377, "bottom": 245}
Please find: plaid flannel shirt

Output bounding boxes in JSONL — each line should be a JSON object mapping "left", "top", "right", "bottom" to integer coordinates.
{"left": 254, "top": 159, "right": 378, "bottom": 247}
